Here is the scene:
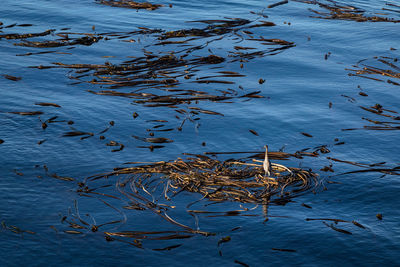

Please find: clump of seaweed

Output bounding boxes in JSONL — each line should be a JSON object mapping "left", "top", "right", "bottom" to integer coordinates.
{"left": 95, "top": 0, "right": 163, "bottom": 10}
{"left": 293, "top": 0, "right": 400, "bottom": 23}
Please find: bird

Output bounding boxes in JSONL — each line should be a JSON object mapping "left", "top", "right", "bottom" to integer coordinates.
{"left": 263, "top": 145, "right": 273, "bottom": 177}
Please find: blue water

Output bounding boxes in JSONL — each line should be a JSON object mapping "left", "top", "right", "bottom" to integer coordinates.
{"left": 1, "top": 0, "right": 400, "bottom": 266}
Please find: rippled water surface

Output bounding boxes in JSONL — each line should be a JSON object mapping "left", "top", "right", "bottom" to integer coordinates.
{"left": 1, "top": 0, "right": 399, "bottom": 266}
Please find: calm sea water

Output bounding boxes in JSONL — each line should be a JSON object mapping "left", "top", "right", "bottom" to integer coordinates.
{"left": 1, "top": 0, "right": 399, "bottom": 266}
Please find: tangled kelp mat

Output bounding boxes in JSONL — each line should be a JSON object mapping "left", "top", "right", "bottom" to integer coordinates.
{"left": 88, "top": 154, "right": 319, "bottom": 204}
{"left": 57, "top": 153, "right": 320, "bottom": 247}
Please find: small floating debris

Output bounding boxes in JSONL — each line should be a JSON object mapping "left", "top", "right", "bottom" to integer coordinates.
{"left": 2, "top": 74, "right": 21, "bottom": 81}
{"left": 249, "top": 129, "right": 259, "bottom": 136}
{"left": 217, "top": 236, "right": 231, "bottom": 246}
{"left": 301, "top": 132, "right": 313, "bottom": 137}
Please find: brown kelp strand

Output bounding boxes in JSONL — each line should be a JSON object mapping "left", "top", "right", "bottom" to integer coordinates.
{"left": 95, "top": 0, "right": 163, "bottom": 10}
{"left": 1, "top": 221, "right": 36, "bottom": 235}
{"left": 293, "top": 0, "right": 400, "bottom": 22}
{"left": 2, "top": 74, "right": 22, "bottom": 81}
{"left": 268, "top": 0, "right": 289, "bottom": 9}
{"left": 322, "top": 222, "right": 352, "bottom": 235}
{"left": 0, "top": 29, "right": 54, "bottom": 40}
{"left": 15, "top": 35, "right": 102, "bottom": 48}
{"left": 34, "top": 102, "right": 61, "bottom": 108}
{"left": 8, "top": 111, "right": 44, "bottom": 116}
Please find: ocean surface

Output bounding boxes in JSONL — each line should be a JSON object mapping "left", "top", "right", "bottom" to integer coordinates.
{"left": 1, "top": 0, "right": 399, "bottom": 266}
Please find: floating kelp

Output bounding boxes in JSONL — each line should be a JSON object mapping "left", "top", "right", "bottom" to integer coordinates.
{"left": 293, "top": 0, "right": 400, "bottom": 22}
{"left": 340, "top": 56, "right": 400, "bottom": 131}
{"left": 95, "top": 0, "right": 163, "bottom": 10}
{"left": 40, "top": 54, "right": 225, "bottom": 89}
{"left": 21, "top": 16, "right": 293, "bottom": 137}
{"left": 29, "top": 17, "right": 294, "bottom": 89}
{"left": 25, "top": 17, "right": 287, "bottom": 134}
{"left": 347, "top": 56, "right": 400, "bottom": 85}
{"left": 342, "top": 102, "right": 400, "bottom": 131}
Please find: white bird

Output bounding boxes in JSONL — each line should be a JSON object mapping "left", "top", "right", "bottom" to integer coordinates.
{"left": 263, "top": 145, "right": 273, "bottom": 177}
